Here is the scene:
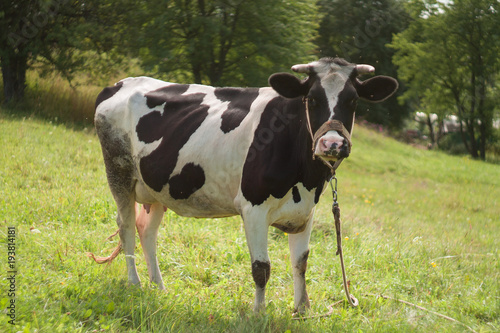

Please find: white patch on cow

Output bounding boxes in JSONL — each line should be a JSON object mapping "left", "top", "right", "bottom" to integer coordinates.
{"left": 183, "top": 83, "right": 215, "bottom": 99}
{"left": 135, "top": 180, "right": 157, "bottom": 204}
{"left": 266, "top": 183, "right": 318, "bottom": 230}
{"left": 319, "top": 68, "right": 355, "bottom": 119}
{"left": 237, "top": 183, "right": 319, "bottom": 233}
{"left": 304, "top": 61, "right": 355, "bottom": 120}
{"left": 309, "top": 61, "right": 342, "bottom": 76}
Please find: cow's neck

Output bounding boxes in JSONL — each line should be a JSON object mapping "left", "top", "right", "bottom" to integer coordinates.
{"left": 275, "top": 96, "right": 333, "bottom": 189}
{"left": 240, "top": 96, "right": 333, "bottom": 206}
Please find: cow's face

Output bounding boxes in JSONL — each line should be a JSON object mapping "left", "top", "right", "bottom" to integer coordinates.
{"left": 269, "top": 57, "right": 398, "bottom": 162}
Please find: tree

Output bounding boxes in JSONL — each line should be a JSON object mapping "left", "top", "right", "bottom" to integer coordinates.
{"left": 390, "top": 0, "right": 500, "bottom": 160}
{"left": 315, "top": 0, "right": 410, "bottom": 129}
{"left": 0, "top": 1, "right": 322, "bottom": 104}
{"left": 124, "top": 0, "right": 318, "bottom": 87}
{"left": 0, "top": 0, "right": 124, "bottom": 104}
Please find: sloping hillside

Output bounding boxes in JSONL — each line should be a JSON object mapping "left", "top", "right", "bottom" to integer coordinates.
{"left": 0, "top": 113, "right": 498, "bottom": 332}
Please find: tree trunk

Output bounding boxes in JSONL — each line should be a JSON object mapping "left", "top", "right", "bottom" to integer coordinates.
{"left": 192, "top": 62, "right": 202, "bottom": 84}
{"left": 479, "top": 120, "right": 487, "bottom": 160}
{"left": 436, "top": 119, "right": 444, "bottom": 147}
{"left": 1, "top": 52, "right": 28, "bottom": 104}
{"left": 477, "top": 83, "right": 487, "bottom": 161}
{"left": 208, "top": 65, "right": 223, "bottom": 87}
{"left": 426, "top": 113, "right": 435, "bottom": 148}
{"left": 466, "top": 119, "right": 479, "bottom": 159}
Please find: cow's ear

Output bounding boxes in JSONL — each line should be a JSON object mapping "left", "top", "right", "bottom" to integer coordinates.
{"left": 355, "top": 76, "right": 398, "bottom": 103}
{"left": 269, "top": 73, "right": 308, "bottom": 98}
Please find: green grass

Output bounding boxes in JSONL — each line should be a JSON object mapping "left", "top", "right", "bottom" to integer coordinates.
{"left": 0, "top": 110, "right": 498, "bottom": 332}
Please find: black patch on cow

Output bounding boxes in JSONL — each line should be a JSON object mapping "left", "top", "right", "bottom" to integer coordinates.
{"left": 95, "top": 81, "right": 123, "bottom": 109}
{"left": 355, "top": 76, "right": 398, "bottom": 102}
{"left": 314, "top": 185, "right": 323, "bottom": 204}
{"left": 296, "top": 249, "right": 310, "bottom": 278}
{"left": 135, "top": 110, "right": 164, "bottom": 144}
{"left": 332, "top": 81, "right": 357, "bottom": 134}
{"left": 307, "top": 76, "right": 332, "bottom": 131}
{"left": 136, "top": 85, "right": 209, "bottom": 193}
{"left": 292, "top": 186, "right": 301, "bottom": 203}
{"left": 168, "top": 163, "right": 206, "bottom": 199}
{"left": 145, "top": 84, "right": 190, "bottom": 109}
{"left": 241, "top": 96, "right": 332, "bottom": 206}
{"left": 252, "top": 260, "right": 271, "bottom": 289}
{"left": 293, "top": 249, "right": 311, "bottom": 312}
{"left": 215, "top": 87, "right": 259, "bottom": 133}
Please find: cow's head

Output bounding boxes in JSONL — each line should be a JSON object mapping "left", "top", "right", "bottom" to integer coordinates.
{"left": 269, "top": 57, "right": 398, "bottom": 162}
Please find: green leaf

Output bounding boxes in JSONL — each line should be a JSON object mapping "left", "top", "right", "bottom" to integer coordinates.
{"left": 84, "top": 309, "right": 93, "bottom": 318}
{"left": 106, "top": 301, "right": 115, "bottom": 313}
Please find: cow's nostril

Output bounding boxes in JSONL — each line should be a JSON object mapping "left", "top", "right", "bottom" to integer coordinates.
{"left": 322, "top": 141, "right": 338, "bottom": 156}
{"left": 338, "top": 140, "right": 350, "bottom": 158}
{"left": 320, "top": 139, "right": 329, "bottom": 151}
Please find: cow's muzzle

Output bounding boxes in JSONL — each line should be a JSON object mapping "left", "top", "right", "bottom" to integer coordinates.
{"left": 312, "top": 120, "right": 352, "bottom": 161}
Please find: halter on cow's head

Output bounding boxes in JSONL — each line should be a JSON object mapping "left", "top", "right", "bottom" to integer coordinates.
{"left": 269, "top": 57, "right": 398, "bottom": 163}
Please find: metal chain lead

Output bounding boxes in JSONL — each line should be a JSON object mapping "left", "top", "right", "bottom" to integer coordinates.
{"left": 330, "top": 175, "right": 338, "bottom": 206}
{"left": 330, "top": 173, "right": 359, "bottom": 307}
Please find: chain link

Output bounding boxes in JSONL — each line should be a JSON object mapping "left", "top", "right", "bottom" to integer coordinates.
{"left": 329, "top": 174, "right": 338, "bottom": 206}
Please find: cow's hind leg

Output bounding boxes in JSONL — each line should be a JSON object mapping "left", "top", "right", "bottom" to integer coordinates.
{"left": 136, "top": 203, "right": 165, "bottom": 289}
{"left": 95, "top": 116, "right": 140, "bottom": 286}
{"left": 288, "top": 214, "right": 314, "bottom": 314}
{"left": 115, "top": 197, "right": 141, "bottom": 286}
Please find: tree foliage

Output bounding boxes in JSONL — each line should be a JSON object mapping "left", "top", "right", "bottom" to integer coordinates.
{"left": 315, "top": 0, "right": 410, "bottom": 128}
{"left": 390, "top": 0, "right": 500, "bottom": 159}
{"left": 0, "top": 0, "right": 319, "bottom": 103}
{"left": 124, "top": 0, "right": 318, "bottom": 87}
{"left": 0, "top": 0, "right": 136, "bottom": 103}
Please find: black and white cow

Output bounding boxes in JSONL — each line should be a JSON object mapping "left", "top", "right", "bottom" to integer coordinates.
{"left": 92, "top": 57, "right": 398, "bottom": 313}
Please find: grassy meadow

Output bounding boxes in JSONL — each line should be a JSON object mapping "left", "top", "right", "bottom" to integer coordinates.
{"left": 0, "top": 105, "right": 499, "bottom": 332}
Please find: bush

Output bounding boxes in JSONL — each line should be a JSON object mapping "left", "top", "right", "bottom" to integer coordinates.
{"left": 438, "top": 132, "right": 469, "bottom": 156}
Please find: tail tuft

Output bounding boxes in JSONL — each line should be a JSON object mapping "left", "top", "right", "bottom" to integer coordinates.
{"left": 86, "top": 229, "right": 122, "bottom": 264}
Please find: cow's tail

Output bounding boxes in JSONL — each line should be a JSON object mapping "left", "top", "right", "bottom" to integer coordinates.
{"left": 86, "top": 229, "right": 122, "bottom": 264}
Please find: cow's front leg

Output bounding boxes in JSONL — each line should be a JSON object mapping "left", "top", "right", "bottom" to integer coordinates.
{"left": 288, "top": 213, "right": 314, "bottom": 314}
{"left": 243, "top": 215, "right": 270, "bottom": 313}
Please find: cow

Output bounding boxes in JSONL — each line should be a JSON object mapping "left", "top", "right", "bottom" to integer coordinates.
{"left": 91, "top": 57, "right": 398, "bottom": 313}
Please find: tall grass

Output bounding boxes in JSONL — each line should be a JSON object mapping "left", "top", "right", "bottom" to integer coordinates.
{"left": 0, "top": 110, "right": 498, "bottom": 332}
{"left": 0, "top": 68, "right": 137, "bottom": 125}
{"left": 0, "top": 72, "right": 98, "bottom": 124}
{"left": 26, "top": 71, "right": 100, "bottom": 124}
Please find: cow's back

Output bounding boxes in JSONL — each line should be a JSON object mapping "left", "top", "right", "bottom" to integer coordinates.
{"left": 95, "top": 77, "right": 278, "bottom": 218}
